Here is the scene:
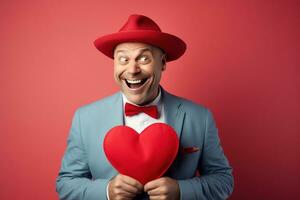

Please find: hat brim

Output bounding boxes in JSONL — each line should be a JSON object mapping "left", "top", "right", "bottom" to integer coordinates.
{"left": 94, "top": 30, "right": 186, "bottom": 62}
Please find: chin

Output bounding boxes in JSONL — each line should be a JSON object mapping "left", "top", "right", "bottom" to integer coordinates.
{"left": 127, "top": 96, "right": 145, "bottom": 105}
{"left": 121, "top": 86, "right": 156, "bottom": 105}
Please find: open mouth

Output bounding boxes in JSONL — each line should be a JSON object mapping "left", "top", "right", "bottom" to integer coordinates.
{"left": 125, "top": 78, "right": 148, "bottom": 89}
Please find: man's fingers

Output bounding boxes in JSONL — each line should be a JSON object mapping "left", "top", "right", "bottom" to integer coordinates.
{"left": 121, "top": 174, "right": 143, "bottom": 191}
{"left": 149, "top": 197, "right": 162, "bottom": 200}
{"left": 109, "top": 174, "right": 143, "bottom": 199}
{"left": 120, "top": 181, "right": 142, "bottom": 194}
{"left": 145, "top": 177, "right": 180, "bottom": 200}
{"left": 113, "top": 188, "right": 137, "bottom": 198}
{"left": 147, "top": 187, "right": 162, "bottom": 196}
{"left": 144, "top": 178, "right": 163, "bottom": 192}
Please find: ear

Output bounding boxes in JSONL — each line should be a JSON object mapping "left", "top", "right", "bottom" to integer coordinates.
{"left": 161, "top": 54, "right": 167, "bottom": 71}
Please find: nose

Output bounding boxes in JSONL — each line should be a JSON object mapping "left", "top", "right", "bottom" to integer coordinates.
{"left": 127, "top": 61, "right": 141, "bottom": 75}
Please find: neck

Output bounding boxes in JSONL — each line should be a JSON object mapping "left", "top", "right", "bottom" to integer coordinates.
{"left": 140, "top": 89, "right": 159, "bottom": 106}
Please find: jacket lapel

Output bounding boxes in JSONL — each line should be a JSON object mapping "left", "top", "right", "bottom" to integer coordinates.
{"left": 105, "top": 92, "right": 124, "bottom": 128}
{"left": 105, "top": 89, "right": 185, "bottom": 138}
{"left": 162, "top": 88, "right": 185, "bottom": 140}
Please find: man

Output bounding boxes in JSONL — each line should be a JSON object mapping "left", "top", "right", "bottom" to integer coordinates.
{"left": 56, "top": 14, "right": 233, "bottom": 200}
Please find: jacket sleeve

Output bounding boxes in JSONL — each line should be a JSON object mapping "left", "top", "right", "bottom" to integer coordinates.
{"left": 56, "top": 109, "right": 109, "bottom": 200}
{"left": 177, "top": 110, "right": 234, "bottom": 200}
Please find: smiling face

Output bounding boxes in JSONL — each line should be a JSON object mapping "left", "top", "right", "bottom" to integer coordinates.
{"left": 113, "top": 42, "right": 166, "bottom": 106}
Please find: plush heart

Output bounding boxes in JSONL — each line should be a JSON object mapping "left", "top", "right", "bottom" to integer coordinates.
{"left": 103, "top": 123, "right": 179, "bottom": 185}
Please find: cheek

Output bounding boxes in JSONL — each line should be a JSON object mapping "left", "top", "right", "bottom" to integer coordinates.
{"left": 142, "top": 64, "right": 156, "bottom": 76}
{"left": 147, "top": 71, "right": 162, "bottom": 91}
{"left": 152, "top": 67, "right": 163, "bottom": 80}
{"left": 153, "top": 73, "right": 161, "bottom": 84}
{"left": 113, "top": 70, "right": 122, "bottom": 85}
{"left": 113, "top": 72, "right": 118, "bottom": 82}
{"left": 113, "top": 65, "right": 122, "bottom": 78}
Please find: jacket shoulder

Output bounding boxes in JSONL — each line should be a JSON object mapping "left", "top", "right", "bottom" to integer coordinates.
{"left": 165, "top": 92, "right": 210, "bottom": 116}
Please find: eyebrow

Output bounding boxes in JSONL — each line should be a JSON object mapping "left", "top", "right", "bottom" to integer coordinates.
{"left": 115, "top": 47, "right": 153, "bottom": 55}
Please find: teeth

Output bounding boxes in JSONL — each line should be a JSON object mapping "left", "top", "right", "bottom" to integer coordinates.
{"left": 126, "top": 79, "right": 142, "bottom": 84}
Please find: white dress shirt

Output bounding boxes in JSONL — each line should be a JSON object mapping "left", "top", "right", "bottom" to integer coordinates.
{"left": 122, "top": 88, "right": 166, "bottom": 133}
{"left": 106, "top": 88, "right": 166, "bottom": 199}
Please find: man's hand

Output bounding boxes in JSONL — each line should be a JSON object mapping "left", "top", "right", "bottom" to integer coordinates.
{"left": 108, "top": 174, "right": 143, "bottom": 200}
{"left": 144, "top": 177, "right": 180, "bottom": 200}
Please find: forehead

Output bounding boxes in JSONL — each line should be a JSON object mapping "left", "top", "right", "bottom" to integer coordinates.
{"left": 114, "top": 42, "right": 162, "bottom": 55}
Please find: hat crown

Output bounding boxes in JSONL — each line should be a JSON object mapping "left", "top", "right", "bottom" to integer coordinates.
{"left": 94, "top": 14, "right": 186, "bottom": 61}
{"left": 119, "top": 14, "right": 162, "bottom": 32}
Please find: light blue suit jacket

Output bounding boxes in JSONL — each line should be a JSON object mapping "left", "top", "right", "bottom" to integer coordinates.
{"left": 56, "top": 88, "right": 233, "bottom": 200}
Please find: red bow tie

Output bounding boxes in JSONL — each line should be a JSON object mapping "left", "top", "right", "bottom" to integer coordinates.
{"left": 125, "top": 103, "right": 159, "bottom": 119}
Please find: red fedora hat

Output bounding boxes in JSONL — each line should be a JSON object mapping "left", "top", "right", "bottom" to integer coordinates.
{"left": 94, "top": 14, "right": 186, "bottom": 62}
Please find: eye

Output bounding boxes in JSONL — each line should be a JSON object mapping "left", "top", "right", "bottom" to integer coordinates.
{"left": 118, "top": 56, "right": 129, "bottom": 65}
{"left": 138, "top": 55, "right": 151, "bottom": 64}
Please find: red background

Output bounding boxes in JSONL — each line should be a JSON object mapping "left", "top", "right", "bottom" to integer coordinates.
{"left": 1, "top": 0, "right": 299, "bottom": 199}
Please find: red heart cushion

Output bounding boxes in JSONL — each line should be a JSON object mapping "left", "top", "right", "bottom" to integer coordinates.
{"left": 103, "top": 123, "right": 179, "bottom": 185}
